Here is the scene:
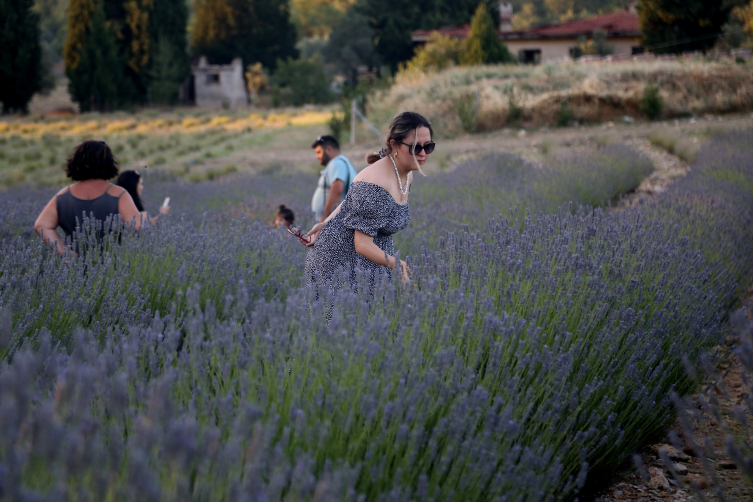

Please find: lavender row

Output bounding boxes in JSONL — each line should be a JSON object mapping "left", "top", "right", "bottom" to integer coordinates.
{"left": 0, "top": 134, "right": 752, "bottom": 500}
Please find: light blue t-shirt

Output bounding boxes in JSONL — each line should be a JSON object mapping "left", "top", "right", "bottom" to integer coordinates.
{"left": 311, "top": 155, "right": 357, "bottom": 219}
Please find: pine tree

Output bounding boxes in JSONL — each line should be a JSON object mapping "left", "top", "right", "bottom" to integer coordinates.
{"left": 639, "top": 0, "right": 748, "bottom": 54}
{"left": 66, "top": 1, "right": 123, "bottom": 111}
{"left": 192, "top": 0, "right": 297, "bottom": 70}
{"left": 462, "top": 3, "right": 514, "bottom": 65}
{"left": 0, "top": 0, "right": 43, "bottom": 113}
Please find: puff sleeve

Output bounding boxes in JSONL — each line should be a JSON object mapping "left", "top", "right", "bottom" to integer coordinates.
{"left": 341, "top": 183, "right": 392, "bottom": 237}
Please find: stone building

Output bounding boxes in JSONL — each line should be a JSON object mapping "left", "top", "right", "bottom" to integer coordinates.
{"left": 190, "top": 57, "right": 248, "bottom": 108}
{"left": 412, "top": 3, "right": 642, "bottom": 64}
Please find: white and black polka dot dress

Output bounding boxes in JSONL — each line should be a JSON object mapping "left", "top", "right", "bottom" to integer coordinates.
{"left": 305, "top": 181, "right": 411, "bottom": 292}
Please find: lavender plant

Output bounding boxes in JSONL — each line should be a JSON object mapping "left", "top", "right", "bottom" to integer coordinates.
{"left": 0, "top": 133, "right": 752, "bottom": 500}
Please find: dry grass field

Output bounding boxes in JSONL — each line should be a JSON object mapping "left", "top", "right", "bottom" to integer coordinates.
{"left": 370, "top": 59, "right": 753, "bottom": 135}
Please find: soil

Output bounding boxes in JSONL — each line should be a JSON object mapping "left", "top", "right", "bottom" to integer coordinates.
{"left": 594, "top": 334, "right": 753, "bottom": 502}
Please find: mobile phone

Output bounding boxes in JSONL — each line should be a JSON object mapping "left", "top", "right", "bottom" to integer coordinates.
{"left": 162, "top": 197, "right": 171, "bottom": 208}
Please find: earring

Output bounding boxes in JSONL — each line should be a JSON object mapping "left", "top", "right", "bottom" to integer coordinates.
{"left": 394, "top": 151, "right": 398, "bottom": 158}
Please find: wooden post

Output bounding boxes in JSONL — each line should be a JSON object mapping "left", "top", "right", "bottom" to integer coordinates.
{"left": 350, "top": 98, "right": 357, "bottom": 145}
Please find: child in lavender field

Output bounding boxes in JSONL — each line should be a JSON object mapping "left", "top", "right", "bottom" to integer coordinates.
{"left": 272, "top": 204, "right": 295, "bottom": 229}
{"left": 304, "top": 111, "right": 436, "bottom": 291}
{"left": 34, "top": 140, "right": 141, "bottom": 255}
{"left": 116, "top": 170, "right": 170, "bottom": 225}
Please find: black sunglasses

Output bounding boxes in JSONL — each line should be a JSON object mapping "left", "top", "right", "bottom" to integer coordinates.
{"left": 398, "top": 141, "right": 436, "bottom": 155}
{"left": 287, "top": 225, "right": 311, "bottom": 243}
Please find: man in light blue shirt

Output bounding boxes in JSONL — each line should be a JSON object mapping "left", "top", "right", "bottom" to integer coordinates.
{"left": 311, "top": 135, "right": 357, "bottom": 222}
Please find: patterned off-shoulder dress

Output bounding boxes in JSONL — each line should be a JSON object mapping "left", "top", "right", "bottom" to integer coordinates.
{"left": 304, "top": 181, "right": 410, "bottom": 293}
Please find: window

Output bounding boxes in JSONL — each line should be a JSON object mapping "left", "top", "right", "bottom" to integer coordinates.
{"left": 632, "top": 46, "right": 644, "bottom": 55}
{"left": 518, "top": 49, "right": 542, "bottom": 65}
{"left": 206, "top": 73, "right": 220, "bottom": 85}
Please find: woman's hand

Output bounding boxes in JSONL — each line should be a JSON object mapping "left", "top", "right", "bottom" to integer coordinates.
{"left": 305, "top": 222, "right": 325, "bottom": 247}
{"left": 159, "top": 205, "right": 170, "bottom": 215}
{"left": 398, "top": 260, "right": 411, "bottom": 284}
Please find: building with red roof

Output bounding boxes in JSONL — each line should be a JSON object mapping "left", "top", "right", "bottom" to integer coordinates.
{"left": 411, "top": 3, "right": 643, "bottom": 64}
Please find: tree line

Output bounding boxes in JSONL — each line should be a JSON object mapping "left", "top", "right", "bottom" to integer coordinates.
{"left": 1, "top": 0, "right": 752, "bottom": 114}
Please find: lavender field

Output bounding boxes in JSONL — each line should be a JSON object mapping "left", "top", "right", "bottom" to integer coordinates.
{"left": 1, "top": 132, "right": 752, "bottom": 501}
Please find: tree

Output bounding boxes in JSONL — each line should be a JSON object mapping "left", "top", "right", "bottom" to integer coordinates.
{"left": 577, "top": 28, "right": 614, "bottom": 56}
{"left": 323, "top": 9, "right": 380, "bottom": 87}
{"left": 271, "top": 55, "right": 332, "bottom": 106}
{"left": 0, "top": 0, "right": 43, "bottom": 113}
{"left": 357, "top": 0, "right": 502, "bottom": 72}
{"left": 192, "top": 0, "right": 298, "bottom": 70}
{"left": 461, "top": 3, "right": 514, "bottom": 65}
{"left": 146, "top": 0, "right": 190, "bottom": 103}
{"left": 146, "top": 35, "right": 186, "bottom": 104}
{"left": 66, "top": 1, "right": 124, "bottom": 111}
{"left": 290, "top": 0, "right": 353, "bottom": 38}
{"left": 404, "top": 33, "right": 463, "bottom": 72}
{"left": 638, "top": 0, "right": 749, "bottom": 54}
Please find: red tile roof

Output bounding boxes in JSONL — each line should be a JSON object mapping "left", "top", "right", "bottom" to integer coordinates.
{"left": 411, "top": 10, "right": 640, "bottom": 42}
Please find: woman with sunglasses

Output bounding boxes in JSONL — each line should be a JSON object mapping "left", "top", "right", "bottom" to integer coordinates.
{"left": 304, "top": 111, "right": 435, "bottom": 293}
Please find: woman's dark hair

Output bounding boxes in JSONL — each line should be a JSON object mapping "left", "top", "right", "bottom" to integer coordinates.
{"left": 366, "top": 111, "right": 433, "bottom": 166}
{"left": 65, "top": 140, "right": 119, "bottom": 181}
{"left": 277, "top": 204, "right": 295, "bottom": 225}
{"left": 115, "top": 170, "right": 144, "bottom": 212}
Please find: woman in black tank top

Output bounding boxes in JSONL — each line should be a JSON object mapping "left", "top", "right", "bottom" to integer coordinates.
{"left": 34, "top": 141, "right": 142, "bottom": 255}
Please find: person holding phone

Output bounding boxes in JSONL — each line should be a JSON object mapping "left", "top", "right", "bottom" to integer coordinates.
{"left": 115, "top": 170, "right": 170, "bottom": 225}
{"left": 304, "top": 111, "right": 435, "bottom": 293}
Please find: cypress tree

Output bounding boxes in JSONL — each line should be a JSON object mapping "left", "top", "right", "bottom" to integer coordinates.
{"left": 0, "top": 0, "right": 43, "bottom": 113}
{"left": 146, "top": 0, "right": 190, "bottom": 104}
{"left": 462, "top": 3, "right": 514, "bottom": 65}
{"left": 192, "top": 0, "right": 297, "bottom": 70}
{"left": 357, "top": 0, "right": 501, "bottom": 72}
{"left": 66, "top": 1, "right": 123, "bottom": 111}
{"left": 639, "top": 0, "right": 748, "bottom": 54}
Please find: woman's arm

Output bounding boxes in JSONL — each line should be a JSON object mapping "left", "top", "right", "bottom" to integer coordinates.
{"left": 305, "top": 202, "right": 343, "bottom": 247}
{"left": 117, "top": 190, "right": 142, "bottom": 231}
{"left": 34, "top": 196, "right": 66, "bottom": 255}
{"left": 354, "top": 230, "right": 410, "bottom": 282}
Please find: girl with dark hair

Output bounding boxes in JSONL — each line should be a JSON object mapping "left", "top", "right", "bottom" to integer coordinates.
{"left": 273, "top": 205, "right": 295, "bottom": 228}
{"left": 34, "top": 140, "right": 142, "bottom": 255}
{"left": 304, "top": 111, "right": 435, "bottom": 290}
{"left": 115, "top": 170, "right": 169, "bottom": 224}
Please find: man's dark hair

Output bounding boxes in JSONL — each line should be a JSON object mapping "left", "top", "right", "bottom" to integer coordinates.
{"left": 311, "top": 135, "right": 340, "bottom": 150}
{"left": 65, "top": 140, "right": 119, "bottom": 181}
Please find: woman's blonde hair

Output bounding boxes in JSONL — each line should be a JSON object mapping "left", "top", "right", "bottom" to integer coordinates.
{"left": 366, "top": 111, "right": 433, "bottom": 175}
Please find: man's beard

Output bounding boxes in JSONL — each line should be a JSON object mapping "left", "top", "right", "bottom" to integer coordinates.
{"left": 320, "top": 153, "right": 331, "bottom": 166}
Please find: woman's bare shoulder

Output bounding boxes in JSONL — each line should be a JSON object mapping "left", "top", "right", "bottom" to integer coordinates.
{"left": 54, "top": 186, "right": 71, "bottom": 196}
{"left": 107, "top": 184, "right": 127, "bottom": 197}
{"left": 353, "top": 161, "right": 389, "bottom": 188}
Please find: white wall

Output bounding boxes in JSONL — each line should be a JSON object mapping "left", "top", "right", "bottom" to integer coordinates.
{"left": 193, "top": 57, "right": 248, "bottom": 108}
{"left": 504, "top": 37, "right": 641, "bottom": 63}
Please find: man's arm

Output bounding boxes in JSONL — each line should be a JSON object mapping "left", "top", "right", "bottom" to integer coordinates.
{"left": 322, "top": 179, "right": 344, "bottom": 220}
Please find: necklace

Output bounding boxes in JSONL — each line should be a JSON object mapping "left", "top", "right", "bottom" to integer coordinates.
{"left": 389, "top": 154, "right": 409, "bottom": 199}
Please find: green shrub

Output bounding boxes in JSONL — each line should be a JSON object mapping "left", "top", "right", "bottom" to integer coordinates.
{"left": 640, "top": 83, "right": 663, "bottom": 120}
{"left": 457, "top": 91, "right": 479, "bottom": 133}
{"left": 328, "top": 105, "right": 350, "bottom": 144}
{"left": 556, "top": 100, "right": 573, "bottom": 127}
{"left": 271, "top": 55, "right": 333, "bottom": 107}
{"left": 505, "top": 85, "right": 523, "bottom": 122}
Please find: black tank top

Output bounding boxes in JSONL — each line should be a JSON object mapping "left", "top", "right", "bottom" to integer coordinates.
{"left": 56, "top": 184, "right": 124, "bottom": 241}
